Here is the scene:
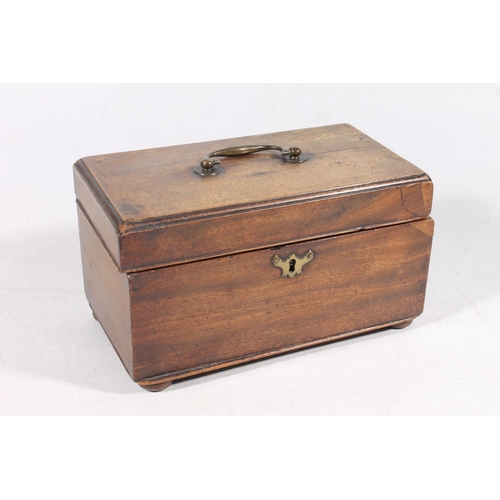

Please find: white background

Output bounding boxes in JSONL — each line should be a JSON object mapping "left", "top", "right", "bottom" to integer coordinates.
{"left": 1, "top": 83, "right": 499, "bottom": 416}
{"left": 2, "top": 0, "right": 500, "bottom": 495}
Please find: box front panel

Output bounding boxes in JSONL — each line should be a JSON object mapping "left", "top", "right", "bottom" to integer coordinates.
{"left": 130, "top": 219, "right": 433, "bottom": 381}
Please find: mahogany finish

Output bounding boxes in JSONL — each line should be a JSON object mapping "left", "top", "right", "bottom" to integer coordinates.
{"left": 74, "top": 124, "right": 434, "bottom": 391}
{"left": 130, "top": 218, "right": 433, "bottom": 382}
{"left": 78, "top": 208, "right": 133, "bottom": 375}
{"left": 137, "top": 380, "right": 173, "bottom": 392}
{"left": 74, "top": 124, "right": 432, "bottom": 272}
{"left": 76, "top": 124, "right": 428, "bottom": 223}
{"left": 391, "top": 319, "right": 414, "bottom": 329}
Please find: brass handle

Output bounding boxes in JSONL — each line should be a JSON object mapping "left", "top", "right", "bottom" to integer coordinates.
{"left": 194, "top": 144, "right": 309, "bottom": 176}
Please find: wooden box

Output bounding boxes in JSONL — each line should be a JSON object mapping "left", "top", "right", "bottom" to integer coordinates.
{"left": 74, "top": 124, "right": 434, "bottom": 391}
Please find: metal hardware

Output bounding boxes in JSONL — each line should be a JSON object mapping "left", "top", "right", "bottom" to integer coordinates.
{"left": 272, "top": 250, "right": 315, "bottom": 278}
{"left": 194, "top": 144, "right": 309, "bottom": 176}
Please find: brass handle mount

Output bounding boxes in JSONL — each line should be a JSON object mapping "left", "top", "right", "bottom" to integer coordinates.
{"left": 194, "top": 145, "right": 309, "bottom": 176}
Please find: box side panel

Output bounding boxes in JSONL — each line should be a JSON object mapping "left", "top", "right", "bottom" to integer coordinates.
{"left": 77, "top": 206, "right": 133, "bottom": 377}
{"left": 130, "top": 218, "right": 434, "bottom": 382}
{"left": 74, "top": 165, "right": 121, "bottom": 267}
{"left": 120, "top": 180, "right": 433, "bottom": 271}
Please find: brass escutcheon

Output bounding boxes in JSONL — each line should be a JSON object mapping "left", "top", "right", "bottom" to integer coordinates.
{"left": 272, "top": 250, "right": 315, "bottom": 278}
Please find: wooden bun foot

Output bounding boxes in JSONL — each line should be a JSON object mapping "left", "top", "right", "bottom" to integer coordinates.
{"left": 391, "top": 319, "right": 414, "bottom": 329}
{"left": 89, "top": 304, "right": 99, "bottom": 322}
{"left": 138, "top": 380, "right": 173, "bottom": 392}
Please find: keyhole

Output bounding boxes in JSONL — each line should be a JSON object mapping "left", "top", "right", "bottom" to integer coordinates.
{"left": 289, "top": 259, "right": 296, "bottom": 273}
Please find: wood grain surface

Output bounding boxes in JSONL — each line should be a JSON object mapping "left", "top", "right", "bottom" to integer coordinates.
{"left": 74, "top": 123, "right": 433, "bottom": 272}
{"left": 77, "top": 207, "right": 133, "bottom": 376}
{"left": 74, "top": 167, "right": 121, "bottom": 265}
{"left": 130, "top": 218, "right": 434, "bottom": 382}
{"left": 74, "top": 124, "right": 435, "bottom": 390}
{"left": 116, "top": 180, "right": 433, "bottom": 271}
{"left": 76, "top": 124, "right": 427, "bottom": 225}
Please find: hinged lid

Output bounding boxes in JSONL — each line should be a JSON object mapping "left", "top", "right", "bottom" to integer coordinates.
{"left": 74, "top": 124, "right": 433, "bottom": 272}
